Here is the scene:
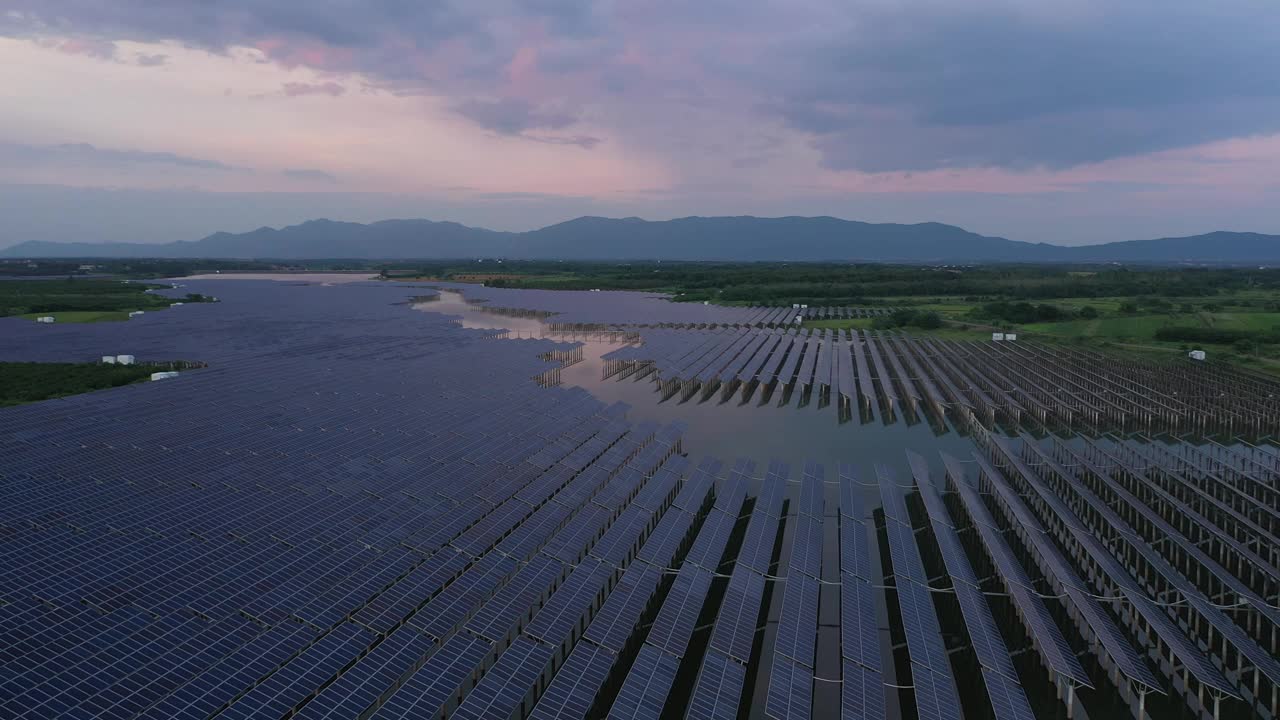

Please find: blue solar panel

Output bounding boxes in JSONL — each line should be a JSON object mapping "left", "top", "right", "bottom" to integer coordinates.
{"left": 528, "top": 640, "right": 616, "bottom": 720}
{"left": 372, "top": 633, "right": 491, "bottom": 719}
{"left": 911, "top": 664, "right": 962, "bottom": 720}
{"left": 585, "top": 564, "right": 662, "bottom": 653}
{"left": 735, "top": 508, "right": 781, "bottom": 575}
{"left": 683, "top": 509, "right": 736, "bottom": 572}
{"left": 841, "top": 660, "right": 885, "bottom": 720}
{"left": 981, "top": 667, "right": 1036, "bottom": 720}
{"left": 217, "top": 622, "right": 374, "bottom": 720}
{"left": 839, "top": 516, "right": 873, "bottom": 582}
{"left": 765, "top": 654, "right": 814, "bottom": 720}
{"left": 709, "top": 569, "right": 766, "bottom": 664}
{"left": 774, "top": 573, "right": 819, "bottom": 667}
{"left": 609, "top": 644, "right": 680, "bottom": 719}
{"left": 465, "top": 554, "right": 566, "bottom": 643}
{"left": 688, "top": 649, "right": 746, "bottom": 720}
{"left": 295, "top": 625, "right": 437, "bottom": 719}
{"left": 788, "top": 514, "right": 824, "bottom": 580}
{"left": 452, "top": 635, "right": 554, "bottom": 720}
{"left": 895, "top": 579, "right": 951, "bottom": 674}
{"left": 646, "top": 566, "right": 713, "bottom": 658}
{"left": 524, "top": 557, "right": 613, "bottom": 648}
{"left": 636, "top": 506, "right": 695, "bottom": 568}
{"left": 840, "top": 577, "right": 881, "bottom": 671}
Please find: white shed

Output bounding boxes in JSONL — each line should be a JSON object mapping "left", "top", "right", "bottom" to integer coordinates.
{"left": 1005, "top": 333, "right": 1018, "bottom": 341}
{"left": 128, "top": 311, "right": 144, "bottom": 317}
{"left": 1189, "top": 350, "right": 1207, "bottom": 361}
{"left": 102, "top": 356, "right": 116, "bottom": 364}
{"left": 116, "top": 354, "right": 135, "bottom": 365}
{"left": 35, "top": 316, "right": 55, "bottom": 323}
{"left": 992, "top": 332, "right": 1005, "bottom": 341}
{"left": 150, "top": 371, "right": 179, "bottom": 381}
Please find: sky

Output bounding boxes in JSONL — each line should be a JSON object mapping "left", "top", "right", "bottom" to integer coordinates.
{"left": 2, "top": 1, "right": 1279, "bottom": 248}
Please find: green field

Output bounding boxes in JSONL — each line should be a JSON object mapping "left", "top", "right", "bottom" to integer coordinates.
{"left": 799, "top": 318, "right": 875, "bottom": 331}
{"left": 19, "top": 310, "right": 134, "bottom": 323}
{"left": 0, "top": 362, "right": 156, "bottom": 407}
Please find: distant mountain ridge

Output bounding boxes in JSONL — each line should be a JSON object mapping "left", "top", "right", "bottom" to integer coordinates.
{"left": 3, "top": 216, "right": 1278, "bottom": 263}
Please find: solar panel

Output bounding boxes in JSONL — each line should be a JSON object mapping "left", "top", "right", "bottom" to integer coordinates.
{"left": 840, "top": 577, "right": 881, "bottom": 671}
{"left": 524, "top": 557, "right": 614, "bottom": 648}
{"left": 217, "top": 622, "right": 374, "bottom": 720}
{"left": 911, "top": 663, "right": 962, "bottom": 720}
{"left": 295, "top": 625, "right": 437, "bottom": 719}
{"left": 465, "top": 554, "right": 566, "bottom": 643}
{"left": 735, "top": 509, "right": 782, "bottom": 575}
{"left": 646, "top": 566, "right": 713, "bottom": 658}
{"left": 709, "top": 569, "right": 766, "bottom": 664}
{"left": 688, "top": 649, "right": 746, "bottom": 720}
{"left": 585, "top": 564, "right": 662, "bottom": 653}
{"left": 981, "top": 667, "right": 1036, "bottom": 720}
{"left": 636, "top": 506, "right": 695, "bottom": 568}
{"left": 608, "top": 644, "right": 680, "bottom": 719}
{"left": 528, "top": 640, "right": 616, "bottom": 720}
{"left": 788, "top": 514, "right": 824, "bottom": 580}
{"left": 841, "top": 660, "right": 885, "bottom": 720}
{"left": 894, "top": 579, "right": 951, "bottom": 674}
{"left": 764, "top": 655, "right": 814, "bottom": 719}
{"left": 452, "top": 635, "right": 555, "bottom": 720}
{"left": 367, "top": 633, "right": 492, "bottom": 720}
{"left": 839, "top": 516, "right": 873, "bottom": 582}
{"left": 683, "top": 509, "right": 736, "bottom": 572}
{"left": 774, "top": 574, "right": 819, "bottom": 667}
{"left": 797, "top": 461, "right": 824, "bottom": 519}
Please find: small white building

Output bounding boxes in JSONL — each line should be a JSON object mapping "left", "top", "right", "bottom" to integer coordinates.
{"left": 795, "top": 315, "right": 803, "bottom": 324}
{"left": 150, "top": 371, "right": 180, "bottom": 381}
{"left": 170, "top": 302, "right": 184, "bottom": 307}
{"left": 102, "top": 356, "right": 116, "bottom": 364}
{"left": 1005, "top": 333, "right": 1018, "bottom": 341}
{"left": 800, "top": 304, "right": 809, "bottom": 309}
{"left": 128, "top": 311, "right": 144, "bottom": 317}
{"left": 1189, "top": 350, "right": 1207, "bottom": 361}
{"left": 792, "top": 303, "right": 800, "bottom": 309}
{"left": 116, "top": 355, "right": 135, "bottom": 365}
{"left": 35, "top": 316, "right": 55, "bottom": 323}
{"left": 992, "top": 332, "right": 1005, "bottom": 341}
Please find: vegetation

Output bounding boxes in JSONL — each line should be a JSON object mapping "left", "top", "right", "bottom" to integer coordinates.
{"left": 0, "top": 362, "right": 155, "bottom": 407}
{"left": 0, "top": 278, "right": 212, "bottom": 320}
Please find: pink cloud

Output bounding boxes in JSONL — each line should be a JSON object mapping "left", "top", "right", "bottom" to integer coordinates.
{"left": 56, "top": 37, "right": 116, "bottom": 60}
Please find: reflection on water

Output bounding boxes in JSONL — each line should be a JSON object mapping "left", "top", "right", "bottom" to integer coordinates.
{"left": 417, "top": 290, "right": 980, "bottom": 474}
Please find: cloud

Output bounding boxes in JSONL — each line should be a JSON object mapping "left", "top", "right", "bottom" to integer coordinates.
{"left": 2, "top": 1, "right": 1279, "bottom": 175}
{"left": 134, "top": 52, "right": 167, "bottom": 66}
{"left": 525, "top": 134, "right": 601, "bottom": 149}
{"left": 281, "top": 80, "right": 345, "bottom": 97}
{"left": 454, "top": 98, "right": 576, "bottom": 135}
{"left": 282, "top": 168, "right": 337, "bottom": 182}
{"left": 54, "top": 36, "right": 116, "bottom": 59}
{"left": 0, "top": 142, "right": 245, "bottom": 171}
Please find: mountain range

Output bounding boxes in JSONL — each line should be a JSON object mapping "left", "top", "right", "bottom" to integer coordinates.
{"left": 2, "top": 216, "right": 1277, "bottom": 263}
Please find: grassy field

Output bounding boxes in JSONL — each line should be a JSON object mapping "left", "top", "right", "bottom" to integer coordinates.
{"left": 0, "top": 279, "right": 175, "bottom": 318}
{"left": 0, "top": 362, "right": 156, "bottom": 407}
{"left": 19, "top": 310, "right": 134, "bottom": 323}
{"left": 799, "top": 318, "right": 875, "bottom": 331}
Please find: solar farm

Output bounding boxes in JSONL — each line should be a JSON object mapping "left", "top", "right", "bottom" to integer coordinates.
{"left": 1, "top": 278, "right": 1278, "bottom": 720}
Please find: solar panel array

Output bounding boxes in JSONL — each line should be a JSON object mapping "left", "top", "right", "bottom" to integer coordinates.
{"left": 3, "top": 278, "right": 1277, "bottom": 720}
{"left": 599, "top": 322, "right": 1280, "bottom": 436}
